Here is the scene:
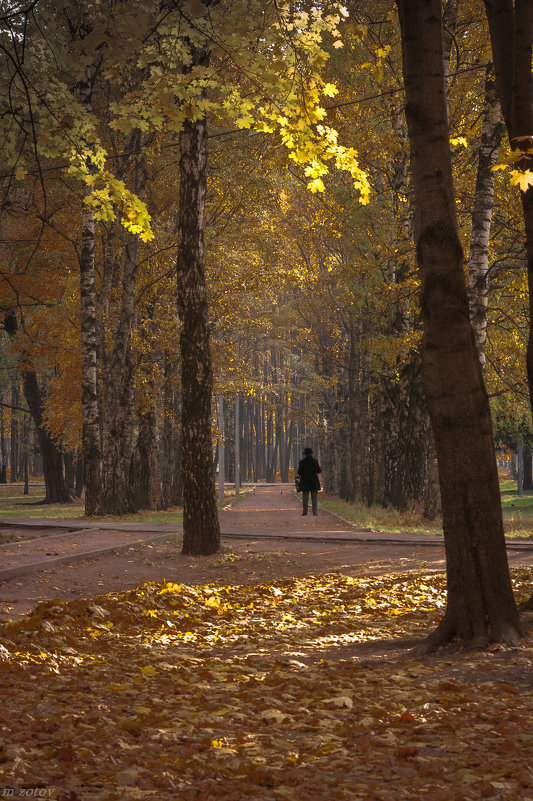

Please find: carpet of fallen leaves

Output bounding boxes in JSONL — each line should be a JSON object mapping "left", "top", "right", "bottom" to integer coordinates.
{"left": 2, "top": 567, "right": 533, "bottom": 800}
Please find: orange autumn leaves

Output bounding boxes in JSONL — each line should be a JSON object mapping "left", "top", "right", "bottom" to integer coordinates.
{"left": 1, "top": 568, "right": 533, "bottom": 799}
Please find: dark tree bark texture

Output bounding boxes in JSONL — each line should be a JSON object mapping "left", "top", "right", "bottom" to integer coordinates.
{"left": 177, "top": 44, "right": 220, "bottom": 556}
{"left": 397, "top": 0, "right": 521, "bottom": 649}
{"left": 483, "top": 0, "right": 533, "bottom": 612}
{"left": 483, "top": 0, "right": 533, "bottom": 400}
{"left": 22, "top": 365, "right": 72, "bottom": 504}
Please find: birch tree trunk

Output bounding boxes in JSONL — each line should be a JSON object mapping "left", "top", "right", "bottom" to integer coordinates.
{"left": 177, "top": 43, "right": 220, "bottom": 556}
{"left": 468, "top": 67, "right": 504, "bottom": 368}
{"left": 397, "top": 0, "right": 521, "bottom": 649}
{"left": 79, "top": 65, "right": 104, "bottom": 516}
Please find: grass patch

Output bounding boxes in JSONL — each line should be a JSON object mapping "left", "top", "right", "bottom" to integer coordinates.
{"left": 0, "top": 483, "right": 183, "bottom": 524}
{"left": 321, "top": 484, "right": 533, "bottom": 539}
{"left": 319, "top": 495, "right": 443, "bottom": 537}
{"left": 0, "top": 483, "right": 249, "bottom": 524}
{"left": 0, "top": 484, "right": 86, "bottom": 519}
{"left": 500, "top": 482, "right": 533, "bottom": 538}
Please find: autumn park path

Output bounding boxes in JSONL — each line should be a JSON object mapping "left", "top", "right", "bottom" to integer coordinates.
{"left": 1, "top": 484, "right": 533, "bottom": 582}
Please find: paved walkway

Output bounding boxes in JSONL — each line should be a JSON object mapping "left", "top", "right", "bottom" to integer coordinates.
{"left": 0, "top": 484, "right": 531, "bottom": 579}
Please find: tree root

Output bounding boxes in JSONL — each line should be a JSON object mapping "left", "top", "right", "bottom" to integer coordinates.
{"left": 411, "top": 617, "right": 522, "bottom": 657}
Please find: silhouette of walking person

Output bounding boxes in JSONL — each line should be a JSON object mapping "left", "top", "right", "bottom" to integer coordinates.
{"left": 296, "top": 447, "right": 322, "bottom": 516}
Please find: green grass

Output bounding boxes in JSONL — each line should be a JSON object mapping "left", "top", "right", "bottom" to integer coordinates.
{"left": 0, "top": 483, "right": 250, "bottom": 524}
{"left": 499, "top": 478, "right": 533, "bottom": 538}
{"left": 0, "top": 484, "right": 183, "bottom": 524}
{"left": 0, "top": 485, "right": 85, "bottom": 520}
{"left": 318, "top": 495, "right": 444, "bottom": 537}
{"left": 320, "top": 481, "right": 533, "bottom": 539}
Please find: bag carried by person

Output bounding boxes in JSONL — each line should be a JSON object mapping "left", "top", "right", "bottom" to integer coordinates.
{"left": 295, "top": 476, "right": 302, "bottom": 493}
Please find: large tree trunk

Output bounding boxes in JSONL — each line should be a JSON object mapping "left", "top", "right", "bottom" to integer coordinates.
{"left": 177, "top": 44, "right": 220, "bottom": 556}
{"left": 468, "top": 66, "right": 504, "bottom": 368}
{"left": 397, "top": 0, "right": 521, "bottom": 649}
{"left": 483, "top": 0, "right": 533, "bottom": 609}
{"left": 22, "top": 365, "right": 72, "bottom": 503}
{"left": 101, "top": 141, "right": 144, "bottom": 514}
{"left": 65, "top": 0, "right": 106, "bottom": 516}
{"left": 483, "top": 0, "right": 533, "bottom": 398}
{"left": 101, "top": 234, "right": 138, "bottom": 514}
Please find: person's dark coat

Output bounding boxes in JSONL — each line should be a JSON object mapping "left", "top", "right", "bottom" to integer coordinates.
{"left": 297, "top": 454, "right": 322, "bottom": 493}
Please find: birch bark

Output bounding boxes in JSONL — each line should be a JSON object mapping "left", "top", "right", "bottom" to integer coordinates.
{"left": 468, "top": 68, "right": 505, "bottom": 369}
{"left": 79, "top": 64, "right": 104, "bottom": 515}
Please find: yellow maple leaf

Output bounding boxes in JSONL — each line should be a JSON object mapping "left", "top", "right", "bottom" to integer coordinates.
{"left": 510, "top": 169, "right": 533, "bottom": 192}
{"left": 307, "top": 177, "right": 325, "bottom": 193}
{"left": 322, "top": 83, "right": 338, "bottom": 98}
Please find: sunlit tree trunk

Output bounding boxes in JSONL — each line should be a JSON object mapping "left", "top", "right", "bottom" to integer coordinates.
{"left": 397, "top": 0, "right": 521, "bottom": 649}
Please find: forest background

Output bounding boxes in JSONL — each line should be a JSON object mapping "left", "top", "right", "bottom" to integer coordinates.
{"left": 0, "top": 2, "right": 531, "bottom": 598}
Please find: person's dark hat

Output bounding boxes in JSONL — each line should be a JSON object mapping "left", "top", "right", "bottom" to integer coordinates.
{"left": 303, "top": 447, "right": 313, "bottom": 455}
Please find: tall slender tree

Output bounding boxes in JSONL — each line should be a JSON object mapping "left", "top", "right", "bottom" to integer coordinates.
{"left": 483, "top": 0, "right": 533, "bottom": 403}
{"left": 468, "top": 67, "right": 505, "bottom": 369}
{"left": 397, "top": 0, "right": 521, "bottom": 649}
{"left": 177, "top": 32, "right": 220, "bottom": 555}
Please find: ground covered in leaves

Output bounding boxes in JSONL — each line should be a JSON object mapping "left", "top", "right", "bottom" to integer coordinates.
{"left": 2, "top": 567, "right": 533, "bottom": 800}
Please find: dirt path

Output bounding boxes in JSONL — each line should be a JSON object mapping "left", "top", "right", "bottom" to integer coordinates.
{"left": 0, "top": 484, "right": 530, "bottom": 623}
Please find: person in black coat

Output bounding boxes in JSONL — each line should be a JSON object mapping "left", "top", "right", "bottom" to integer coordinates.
{"left": 297, "top": 447, "right": 322, "bottom": 516}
